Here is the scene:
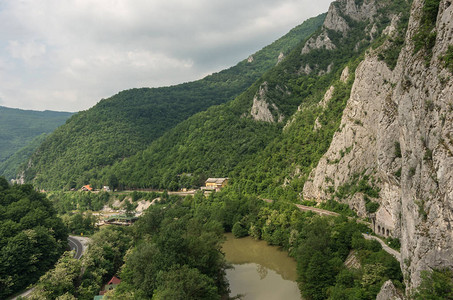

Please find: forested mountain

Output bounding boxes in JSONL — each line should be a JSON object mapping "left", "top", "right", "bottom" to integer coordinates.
{"left": 0, "top": 178, "right": 67, "bottom": 298}
{"left": 13, "top": 0, "right": 453, "bottom": 298}
{"left": 21, "top": 14, "right": 325, "bottom": 190}
{"left": 0, "top": 106, "right": 72, "bottom": 179}
{"left": 91, "top": 0, "right": 409, "bottom": 194}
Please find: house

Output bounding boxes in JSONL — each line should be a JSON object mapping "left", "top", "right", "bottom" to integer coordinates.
{"left": 99, "top": 276, "right": 121, "bottom": 295}
{"left": 81, "top": 184, "right": 93, "bottom": 191}
{"left": 203, "top": 178, "right": 229, "bottom": 191}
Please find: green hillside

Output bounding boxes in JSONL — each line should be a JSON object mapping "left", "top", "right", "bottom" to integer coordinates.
{"left": 0, "top": 133, "right": 49, "bottom": 180}
{"left": 22, "top": 14, "right": 325, "bottom": 190}
{"left": 92, "top": 0, "right": 410, "bottom": 194}
{"left": 0, "top": 106, "right": 72, "bottom": 163}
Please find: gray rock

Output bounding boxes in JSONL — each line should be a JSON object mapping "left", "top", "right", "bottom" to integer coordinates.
{"left": 376, "top": 280, "right": 402, "bottom": 300}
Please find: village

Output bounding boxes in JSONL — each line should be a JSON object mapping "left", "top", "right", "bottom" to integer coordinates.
{"left": 80, "top": 178, "right": 229, "bottom": 227}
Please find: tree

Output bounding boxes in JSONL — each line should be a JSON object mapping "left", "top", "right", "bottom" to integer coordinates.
{"left": 153, "top": 265, "right": 219, "bottom": 300}
{"left": 413, "top": 268, "right": 453, "bottom": 300}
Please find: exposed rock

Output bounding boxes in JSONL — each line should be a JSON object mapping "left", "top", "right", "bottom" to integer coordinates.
{"left": 324, "top": 0, "right": 378, "bottom": 34}
{"left": 393, "top": 0, "right": 453, "bottom": 289}
{"left": 376, "top": 280, "right": 402, "bottom": 300}
{"left": 324, "top": 2, "right": 350, "bottom": 34}
{"left": 247, "top": 55, "right": 254, "bottom": 63}
{"left": 313, "top": 117, "right": 322, "bottom": 131}
{"left": 344, "top": 250, "right": 361, "bottom": 269}
{"left": 369, "top": 23, "right": 378, "bottom": 40}
{"left": 250, "top": 82, "right": 274, "bottom": 123}
{"left": 302, "top": 31, "right": 336, "bottom": 54}
{"left": 383, "top": 15, "right": 401, "bottom": 37}
{"left": 250, "top": 82, "right": 284, "bottom": 123}
{"left": 276, "top": 52, "right": 285, "bottom": 65}
{"left": 303, "top": 55, "right": 397, "bottom": 210}
{"left": 303, "top": 0, "right": 453, "bottom": 291}
{"left": 319, "top": 85, "right": 335, "bottom": 109}
{"left": 340, "top": 66, "right": 350, "bottom": 82}
{"left": 298, "top": 64, "right": 313, "bottom": 75}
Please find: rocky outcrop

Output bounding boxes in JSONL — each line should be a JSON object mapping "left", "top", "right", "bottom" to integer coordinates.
{"left": 302, "top": 32, "right": 336, "bottom": 54}
{"left": 250, "top": 82, "right": 284, "bottom": 123}
{"left": 276, "top": 52, "right": 285, "bottom": 65}
{"left": 393, "top": 0, "right": 453, "bottom": 289}
{"left": 302, "top": 0, "right": 453, "bottom": 291}
{"left": 376, "top": 280, "right": 403, "bottom": 300}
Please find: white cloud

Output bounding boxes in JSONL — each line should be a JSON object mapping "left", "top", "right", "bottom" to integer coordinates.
{"left": 0, "top": 0, "right": 331, "bottom": 112}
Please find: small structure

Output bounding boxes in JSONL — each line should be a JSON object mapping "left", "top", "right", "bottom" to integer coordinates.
{"left": 81, "top": 184, "right": 93, "bottom": 192}
{"left": 99, "top": 276, "right": 121, "bottom": 296}
{"left": 104, "top": 215, "right": 138, "bottom": 226}
{"left": 103, "top": 186, "right": 110, "bottom": 192}
{"left": 202, "top": 178, "right": 229, "bottom": 191}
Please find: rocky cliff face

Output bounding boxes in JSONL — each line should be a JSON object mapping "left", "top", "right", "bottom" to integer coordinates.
{"left": 302, "top": 0, "right": 453, "bottom": 291}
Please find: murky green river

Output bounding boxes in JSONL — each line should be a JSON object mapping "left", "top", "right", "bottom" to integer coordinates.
{"left": 222, "top": 233, "right": 301, "bottom": 300}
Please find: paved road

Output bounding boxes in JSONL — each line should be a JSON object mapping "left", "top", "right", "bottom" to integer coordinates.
{"left": 363, "top": 233, "right": 401, "bottom": 262}
{"left": 10, "top": 236, "right": 91, "bottom": 300}
{"left": 68, "top": 236, "right": 84, "bottom": 259}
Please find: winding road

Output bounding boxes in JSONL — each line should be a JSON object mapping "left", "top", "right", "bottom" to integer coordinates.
{"left": 68, "top": 235, "right": 86, "bottom": 259}
{"left": 10, "top": 235, "right": 91, "bottom": 300}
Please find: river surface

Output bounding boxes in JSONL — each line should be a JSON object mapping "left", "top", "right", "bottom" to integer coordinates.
{"left": 222, "top": 233, "right": 301, "bottom": 300}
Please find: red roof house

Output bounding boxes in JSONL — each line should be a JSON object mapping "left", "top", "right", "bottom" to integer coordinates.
{"left": 81, "top": 184, "right": 93, "bottom": 191}
{"left": 99, "top": 276, "right": 121, "bottom": 295}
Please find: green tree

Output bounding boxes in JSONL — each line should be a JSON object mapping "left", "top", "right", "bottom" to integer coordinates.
{"left": 413, "top": 269, "right": 453, "bottom": 300}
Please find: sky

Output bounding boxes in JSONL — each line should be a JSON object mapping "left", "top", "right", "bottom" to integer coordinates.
{"left": 0, "top": 0, "right": 331, "bottom": 112}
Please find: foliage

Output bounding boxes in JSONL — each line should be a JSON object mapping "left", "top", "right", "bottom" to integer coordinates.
{"left": 0, "top": 178, "right": 68, "bottom": 299}
{"left": 0, "top": 133, "right": 48, "bottom": 180}
{"left": 61, "top": 212, "right": 97, "bottom": 235}
{"left": 412, "top": 0, "right": 441, "bottom": 63}
{"left": 319, "top": 200, "right": 357, "bottom": 217}
{"left": 440, "top": 45, "right": 453, "bottom": 73}
{"left": 412, "top": 268, "right": 453, "bottom": 300}
{"left": 28, "top": 225, "right": 133, "bottom": 300}
{"left": 23, "top": 15, "right": 325, "bottom": 190}
{"left": 47, "top": 191, "right": 111, "bottom": 214}
{"left": 29, "top": 252, "right": 81, "bottom": 300}
{"left": 375, "top": 0, "right": 411, "bottom": 70}
{"left": 113, "top": 196, "right": 228, "bottom": 299}
{"left": 0, "top": 106, "right": 72, "bottom": 168}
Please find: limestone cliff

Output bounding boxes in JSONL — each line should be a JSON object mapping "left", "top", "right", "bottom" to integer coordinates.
{"left": 302, "top": 0, "right": 453, "bottom": 291}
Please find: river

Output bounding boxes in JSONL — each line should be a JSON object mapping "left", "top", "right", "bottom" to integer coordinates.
{"left": 222, "top": 233, "right": 301, "bottom": 300}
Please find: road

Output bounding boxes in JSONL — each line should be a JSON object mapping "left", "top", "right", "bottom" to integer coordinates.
{"left": 68, "top": 236, "right": 84, "bottom": 259}
{"left": 10, "top": 236, "right": 91, "bottom": 300}
{"left": 262, "top": 198, "right": 401, "bottom": 262}
{"left": 363, "top": 233, "right": 401, "bottom": 262}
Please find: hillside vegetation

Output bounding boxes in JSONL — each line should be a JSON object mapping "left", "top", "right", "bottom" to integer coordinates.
{"left": 0, "top": 178, "right": 68, "bottom": 299}
{"left": 88, "top": 0, "right": 411, "bottom": 194}
{"left": 0, "top": 107, "right": 72, "bottom": 179}
{"left": 22, "top": 14, "right": 325, "bottom": 190}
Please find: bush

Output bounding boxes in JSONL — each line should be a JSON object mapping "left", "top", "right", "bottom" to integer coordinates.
{"left": 232, "top": 221, "right": 249, "bottom": 238}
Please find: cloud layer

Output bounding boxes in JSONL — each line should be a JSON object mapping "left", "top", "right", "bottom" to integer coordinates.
{"left": 0, "top": 0, "right": 331, "bottom": 112}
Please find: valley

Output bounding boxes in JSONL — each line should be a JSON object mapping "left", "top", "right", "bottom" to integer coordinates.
{"left": 1, "top": 0, "right": 452, "bottom": 299}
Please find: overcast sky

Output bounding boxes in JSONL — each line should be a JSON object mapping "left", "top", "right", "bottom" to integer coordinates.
{"left": 0, "top": 0, "right": 331, "bottom": 112}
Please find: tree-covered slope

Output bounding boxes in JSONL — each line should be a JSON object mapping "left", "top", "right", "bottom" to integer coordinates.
{"left": 23, "top": 14, "right": 325, "bottom": 190}
{"left": 0, "top": 178, "right": 68, "bottom": 299}
{"left": 0, "top": 133, "right": 48, "bottom": 180}
{"left": 91, "top": 0, "right": 408, "bottom": 193}
{"left": 0, "top": 106, "right": 72, "bottom": 168}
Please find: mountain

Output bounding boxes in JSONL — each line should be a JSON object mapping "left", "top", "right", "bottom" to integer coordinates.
{"left": 101, "top": 0, "right": 452, "bottom": 293}
{"left": 20, "top": 0, "right": 453, "bottom": 294}
{"left": 96, "top": 0, "right": 405, "bottom": 192}
{"left": 0, "top": 106, "right": 73, "bottom": 179}
{"left": 21, "top": 14, "right": 325, "bottom": 190}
